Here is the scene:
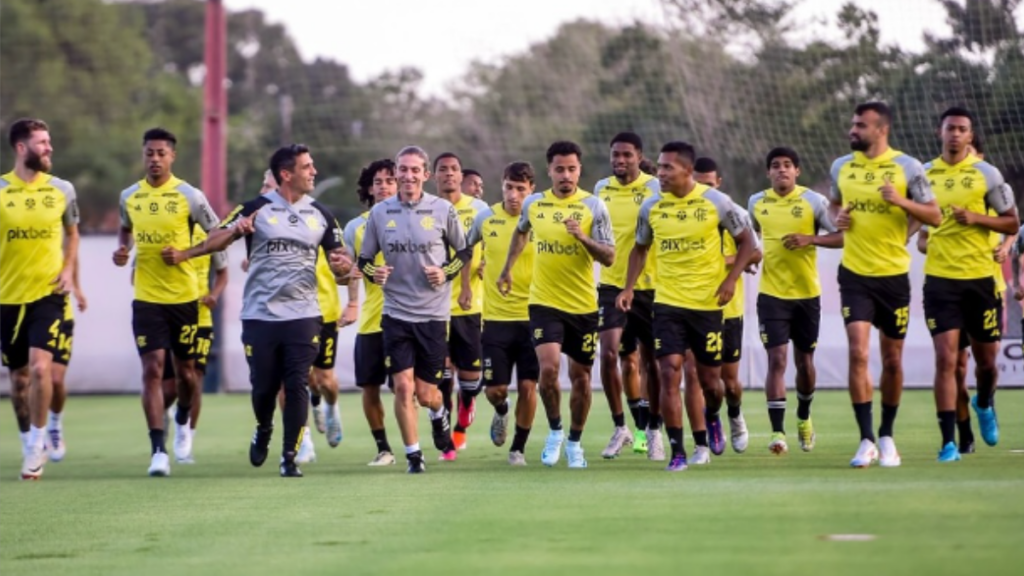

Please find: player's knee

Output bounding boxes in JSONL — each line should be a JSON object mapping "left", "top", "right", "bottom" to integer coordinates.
{"left": 848, "top": 346, "right": 870, "bottom": 368}
{"left": 599, "top": 345, "right": 619, "bottom": 367}
{"left": 768, "top": 348, "right": 788, "bottom": 372}
{"left": 485, "top": 386, "right": 507, "bottom": 405}
{"left": 539, "top": 364, "right": 559, "bottom": 384}
{"left": 29, "top": 357, "right": 51, "bottom": 384}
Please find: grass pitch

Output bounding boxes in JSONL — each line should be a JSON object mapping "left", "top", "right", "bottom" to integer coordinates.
{"left": 1, "top": 390, "right": 1022, "bottom": 575}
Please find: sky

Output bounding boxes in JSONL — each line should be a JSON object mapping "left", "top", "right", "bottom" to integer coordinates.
{"left": 221, "top": 0, "right": 968, "bottom": 96}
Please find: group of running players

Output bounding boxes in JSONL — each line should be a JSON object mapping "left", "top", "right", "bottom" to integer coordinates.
{"left": 1, "top": 100, "right": 1017, "bottom": 479}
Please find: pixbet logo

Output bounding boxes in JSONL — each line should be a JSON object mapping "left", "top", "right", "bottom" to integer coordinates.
{"left": 6, "top": 227, "right": 54, "bottom": 241}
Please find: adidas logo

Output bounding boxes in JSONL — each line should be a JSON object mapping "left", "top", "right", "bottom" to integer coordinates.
{"left": 5, "top": 201, "right": 13, "bottom": 208}
{"left": 488, "top": 231, "right": 498, "bottom": 237}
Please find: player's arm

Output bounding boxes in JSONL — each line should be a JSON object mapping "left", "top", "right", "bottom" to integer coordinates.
{"left": 202, "top": 250, "right": 229, "bottom": 309}
{"left": 53, "top": 181, "right": 81, "bottom": 292}
{"left": 164, "top": 188, "right": 223, "bottom": 264}
{"left": 499, "top": 197, "right": 537, "bottom": 295}
{"left": 357, "top": 211, "right": 390, "bottom": 285}
{"left": 953, "top": 181, "right": 1018, "bottom": 235}
{"left": 339, "top": 219, "right": 362, "bottom": 326}
{"left": 312, "top": 202, "right": 352, "bottom": 277}
{"left": 616, "top": 202, "right": 654, "bottom": 312}
{"left": 884, "top": 161, "right": 941, "bottom": 226}
{"left": 573, "top": 196, "right": 615, "bottom": 267}
{"left": 187, "top": 199, "right": 263, "bottom": 259}
{"left": 802, "top": 192, "right": 843, "bottom": 249}
{"left": 1013, "top": 228, "right": 1024, "bottom": 300}
{"left": 916, "top": 226, "right": 929, "bottom": 255}
{"left": 457, "top": 210, "right": 488, "bottom": 308}
{"left": 441, "top": 205, "right": 473, "bottom": 282}
{"left": 114, "top": 190, "right": 134, "bottom": 266}
{"left": 714, "top": 195, "right": 756, "bottom": 306}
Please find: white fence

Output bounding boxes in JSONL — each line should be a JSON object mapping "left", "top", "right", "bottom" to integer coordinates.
{"left": 1, "top": 236, "right": 1021, "bottom": 394}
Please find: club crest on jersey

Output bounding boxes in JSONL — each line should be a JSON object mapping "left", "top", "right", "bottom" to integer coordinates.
{"left": 420, "top": 216, "right": 436, "bottom": 230}
{"left": 306, "top": 216, "right": 320, "bottom": 230}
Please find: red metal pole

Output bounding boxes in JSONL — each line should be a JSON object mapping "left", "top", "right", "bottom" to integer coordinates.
{"left": 202, "top": 0, "right": 227, "bottom": 217}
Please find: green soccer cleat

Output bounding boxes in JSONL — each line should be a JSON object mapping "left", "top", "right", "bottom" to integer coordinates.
{"left": 797, "top": 418, "right": 816, "bottom": 452}
{"left": 633, "top": 428, "right": 648, "bottom": 454}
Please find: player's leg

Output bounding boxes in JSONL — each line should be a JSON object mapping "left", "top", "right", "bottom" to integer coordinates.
{"left": 190, "top": 327, "right": 214, "bottom": 432}
{"left": 598, "top": 285, "right": 632, "bottom": 458}
{"left": 10, "top": 367, "right": 31, "bottom": 457}
{"left": 792, "top": 297, "right": 821, "bottom": 452}
{"left": 312, "top": 322, "right": 342, "bottom": 447}
{"left": 651, "top": 304, "right": 688, "bottom": 471}
{"left": 720, "top": 316, "right": 747, "bottom": 454}
{"left": 683, "top": 351, "right": 705, "bottom": 454}
{"left": 355, "top": 332, "right": 394, "bottom": 465}
{"left": 954, "top": 330, "right": 974, "bottom": 453}
{"left": 966, "top": 281, "right": 1002, "bottom": 447}
{"left": 381, "top": 315, "right": 425, "bottom": 472}
{"left": 277, "top": 318, "right": 320, "bottom": 477}
{"left": 509, "top": 321, "right": 540, "bottom": 464}
{"left": 482, "top": 320, "right": 514, "bottom": 448}
{"left": 640, "top": 340, "right": 664, "bottom": 460}
{"left": 438, "top": 363, "right": 454, "bottom": 426}
{"left": 838, "top": 267, "right": 879, "bottom": 468}
{"left": 1, "top": 303, "right": 32, "bottom": 460}
{"left": 452, "top": 314, "right": 483, "bottom": 451}
{"left": 131, "top": 301, "right": 175, "bottom": 475}
{"left": 411, "top": 319, "right": 452, "bottom": 463}
{"left": 689, "top": 310, "right": 724, "bottom": 465}
{"left": 759, "top": 294, "right": 791, "bottom": 454}
{"left": 168, "top": 303, "right": 201, "bottom": 463}
{"left": 242, "top": 319, "right": 283, "bottom": 469}
{"left": 46, "top": 315, "right": 72, "bottom": 462}
{"left": 627, "top": 289, "right": 655, "bottom": 455}
{"left": 563, "top": 310, "right": 598, "bottom": 468}
{"left": 529, "top": 305, "right": 568, "bottom": 467}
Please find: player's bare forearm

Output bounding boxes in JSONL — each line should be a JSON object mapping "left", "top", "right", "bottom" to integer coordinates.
{"left": 502, "top": 229, "right": 528, "bottom": 274}
{"left": 813, "top": 232, "right": 844, "bottom": 249}
{"left": 191, "top": 228, "right": 237, "bottom": 259}
{"left": 915, "top": 229, "right": 928, "bottom": 255}
{"left": 62, "top": 225, "right": 80, "bottom": 274}
{"left": 725, "top": 231, "right": 756, "bottom": 286}
{"left": 902, "top": 200, "right": 941, "bottom": 227}
{"left": 970, "top": 210, "right": 1020, "bottom": 236}
{"left": 622, "top": 245, "right": 649, "bottom": 292}
{"left": 906, "top": 217, "right": 923, "bottom": 243}
{"left": 347, "top": 275, "right": 360, "bottom": 303}
{"left": 118, "top": 226, "right": 134, "bottom": 252}
{"left": 578, "top": 235, "right": 614, "bottom": 267}
{"left": 460, "top": 263, "right": 472, "bottom": 293}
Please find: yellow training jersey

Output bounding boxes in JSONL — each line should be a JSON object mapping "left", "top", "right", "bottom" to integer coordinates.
{"left": 449, "top": 194, "right": 489, "bottom": 317}
{"left": 0, "top": 171, "right": 79, "bottom": 305}
{"left": 748, "top": 186, "right": 837, "bottom": 300}
{"left": 315, "top": 247, "right": 342, "bottom": 324}
{"left": 467, "top": 202, "right": 535, "bottom": 322}
{"left": 594, "top": 173, "right": 660, "bottom": 289}
{"left": 343, "top": 211, "right": 384, "bottom": 335}
{"left": 194, "top": 224, "right": 228, "bottom": 328}
{"left": 924, "top": 155, "right": 1012, "bottom": 281}
{"left": 721, "top": 207, "right": 759, "bottom": 319}
{"left": 635, "top": 185, "right": 750, "bottom": 311}
{"left": 992, "top": 228, "right": 1007, "bottom": 296}
{"left": 119, "top": 176, "right": 219, "bottom": 304}
{"left": 830, "top": 148, "right": 932, "bottom": 277}
{"left": 517, "top": 188, "right": 613, "bottom": 315}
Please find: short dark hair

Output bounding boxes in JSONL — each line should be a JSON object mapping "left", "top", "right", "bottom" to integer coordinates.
{"left": 694, "top": 157, "right": 718, "bottom": 174}
{"left": 971, "top": 132, "right": 985, "bottom": 155}
{"left": 269, "top": 144, "right": 311, "bottom": 186}
{"left": 659, "top": 141, "right": 696, "bottom": 167}
{"left": 610, "top": 132, "right": 643, "bottom": 152}
{"left": 503, "top": 161, "right": 535, "bottom": 184}
{"left": 433, "top": 152, "right": 462, "bottom": 172}
{"left": 638, "top": 158, "right": 657, "bottom": 176}
{"left": 546, "top": 141, "right": 583, "bottom": 164}
{"left": 765, "top": 147, "right": 801, "bottom": 169}
{"left": 142, "top": 127, "right": 177, "bottom": 148}
{"left": 939, "top": 106, "right": 975, "bottom": 129}
{"left": 8, "top": 118, "right": 49, "bottom": 149}
{"left": 357, "top": 158, "right": 396, "bottom": 207}
{"left": 462, "top": 168, "right": 482, "bottom": 179}
{"left": 854, "top": 101, "right": 892, "bottom": 126}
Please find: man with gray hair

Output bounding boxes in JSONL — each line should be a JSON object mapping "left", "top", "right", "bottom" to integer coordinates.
{"left": 358, "top": 145, "right": 473, "bottom": 473}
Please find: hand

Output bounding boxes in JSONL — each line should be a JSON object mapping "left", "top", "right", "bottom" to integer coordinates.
{"left": 423, "top": 265, "right": 446, "bottom": 288}
{"left": 340, "top": 302, "right": 359, "bottom": 327}
{"left": 240, "top": 258, "right": 250, "bottom": 273}
{"left": 952, "top": 205, "right": 975, "bottom": 226}
{"left": 74, "top": 288, "right": 88, "bottom": 312}
{"left": 476, "top": 260, "right": 486, "bottom": 280}
{"left": 994, "top": 243, "right": 1010, "bottom": 263}
{"left": 782, "top": 233, "right": 813, "bottom": 250}
{"left": 458, "top": 287, "right": 473, "bottom": 311}
{"left": 373, "top": 264, "right": 393, "bottom": 286}
{"left": 52, "top": 267, "right": 74, "bottom": 294}
{"left": 161, "top": 246, "right": 187, "bottom": 265}
{"left": 616, "top": 288, "right": 634, "bottom": 313}
{"left": 715, "top": 278, "right": 737, "bottom": 307}
{"left": 497, "top": 268, "right": 513, "bottom": 296}
{"left": 744, "top": 262, "right": 759, "bottom": 275}
{"left": 200, "top": 293, "right": 219, "bottom": 309}
{"left": 112, "top": 245, "right": 130, "bottom": 267}
{"left": 836, "top": 205, "right": 853, "bottom": 231}
{"left": 233, "top": 209, "right": 259, "bottom": 238}
{"left": 564, "top": 218, "right": 584, "bottom": 240}
{"left": 1015, "top": 285, "right": 1024, "bottom": 302}
{"left": 879, "top": 175, "right": 904, "bottom": 206}
{"left": 328, "top": 248, "right": 352, "bottom": 276}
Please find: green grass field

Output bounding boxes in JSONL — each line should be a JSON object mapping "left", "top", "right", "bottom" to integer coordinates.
{"left": 1, "top": 390, "right": 1022, "bottom": 576}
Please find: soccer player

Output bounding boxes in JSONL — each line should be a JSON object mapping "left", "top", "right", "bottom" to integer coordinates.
{"left": 342, "top": 158, "right": 399, "bottom": 466}
{"left": 921, "top": 107, "right": 1016, "bottom": 461}
{"left": 183, "top": 144, "right": 351, "bottom": 477}
{"left": 357, "top": 145, "right": 471, "bottom": 474}
{"left": 307, "top": 227, "right": 346, "bottom": 450}
{"left": 1, "top": 118, "right": 80, "bottom": 480}
{"left": 462, "top": 168, "right": 485, "bottom": 200}
{"left": 593, "top": 132, "right": 660, "bottom": 459}
{"left": 46, "top": 269, "right": 86, "bottom": 462}
{"left": 113, "top": 128, "right": 220, "bottom": 476}
{"left": 433, "top": 152, "right": 488, "bottom": 456}
{"left": 693, "top": 157, "right": 751, "bottom": 454}
{"left": 829, "top": 102, "right": 941, "bottom": 468}
{"left": 748, "top": 147, "right": 842, "bottom": 454}
{"left": 466, "top": 161, "right": 540, "bottom": 465}
{"left": 618, "top": 141, "right": 757, "bottom": 472}
{"left": 499, "top": 141, "right": 615, "bottom": 469}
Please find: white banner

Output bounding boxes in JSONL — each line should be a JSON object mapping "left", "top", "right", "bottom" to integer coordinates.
{"left": 2, "top": 237, "right": 1020, "bottom": 394}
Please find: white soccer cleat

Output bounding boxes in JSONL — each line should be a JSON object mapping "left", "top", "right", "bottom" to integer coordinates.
{"left": 45, "top": 428, "right": 67, "bottom": 462}
{"left": 540, "top": 430, "right": 564, "bottom": 467}
{"left": 490, "top": 409, "right": 510, "bottom": 447}
{"left": 565, "top": 440, "right": 588, "bottom": 469}
{"left": 148, "top": 452, "right": 171, "bottom": 477}
{"left": 368, "top": 451, "right": 395, "bottom": 466}
{"left": 601, "top": 426, "right": 634, "bottom": 459}
{"left": 21, "top": 444, "right": 47, "bottom": 480}
{"left": 878, "top": 436, "right": 901, "bottom": 468}
{"left": 729, "top": 414, "right": 749, "bottom": 453}
{"left": 173, "top": 419, "right": 193, "bottom": 463}
{"left": 850, "top": 439, "right": 879, "bottom": 468}
{"left": 690, "top": 445, "right": 711, "bottom": 465}
{"left": 646, "top": 428, "right": 666, "bottom": 461}
{"left": 325, "top": 404, "right": 343, "bottom": 448}
{"left": 508, "top": 450, "right": 527, "bottom": 466}
{"left": 296, "top": 428, "right": 317, "bottom": 464}
{"left": 312, "top": 403, "right": 327, "bottom": 434}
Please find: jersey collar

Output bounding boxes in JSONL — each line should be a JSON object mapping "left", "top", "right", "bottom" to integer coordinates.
{"left": 852, "top": 148, "right": 899, "bottom": 164}
{"left": 765, "top": 185, "right": 805, "bottom": 200}
{"left": 932, "top": 153, "right": 981, "bottom": 170}
{"left": 3, "top": 171, "right": 50, "bottom": 188}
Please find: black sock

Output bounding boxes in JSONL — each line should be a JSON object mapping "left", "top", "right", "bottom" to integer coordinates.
{"left": 149, "top": 429, "right": 166, "bottom": 454}
{"left": 853, "top": 402, "right": 875, "bottom": 442}
{"left": 768, "top": 398, "right": 786, "bottom": 433}
{"left": 975, "top": 390, "right": 993, "bottom": 409}
{"left": 549, "top": 416, "right": 562, "bottom": 431}
{"left": 510, "top": 426, "right": 530, "bottom": 453}
{"left": 636, "top": 399, "right": 650, "bottom": 430}
{"left": 957, "top": 417, "right": 974, "bottom": 444}
{"left": 648, "top": 414, "right": 663, "bottom": 430}
{"left": 666, "top": 426, "right": 685, "bottom": 456}
{"left": 612, "top": 412, "right": 626, "bottom": 428}
{"left": 879, "top": 403, "right": 898, "bottom": 438}
{"left": 454, "top": 423, "right": 466, "bottom": 433}
{"left": 175, "top": 404, "right": 190, "bottom": 426}
{"left": 693, "top": 430, "right": 708, "bottom": 447}
{"left": 797, "top": 392, "right": 814, "bottom": 420}
{"left": 495, "top": 399, "right": 509, "bottom": 416}
{"left": 627, "top": 399, "right": 646, "bottom": 430}
{"left": 311, "top": 394, "right": 322, "bottom": 407}
{"left": 938, "top": 411, "right": 956, "bottom": 446}
{"left": 372, "top": 428, "right": 391, "bottom": 454}
{"left": 407, "top": 449, "right": 423, "bottom": 461}
{"left": 568, "top": 429, "right": 582, "bottom": 442}
{"left": 727, "top": 403, "right": 741, "bottom": 419}
{"left": 439, "top": 378, "right": 454, "bottom": 416}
